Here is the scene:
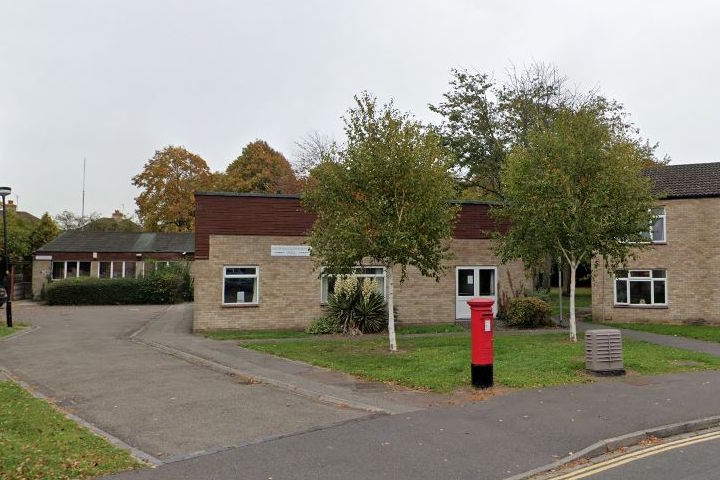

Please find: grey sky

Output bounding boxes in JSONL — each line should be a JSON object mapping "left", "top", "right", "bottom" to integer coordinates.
{"left": 1, "top": 1, "right": 718, "bottom": 218}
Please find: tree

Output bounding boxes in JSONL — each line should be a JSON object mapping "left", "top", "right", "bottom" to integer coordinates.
{"left": 303, "top": 93, "right": 459, "bottom": 351}
{"left": 54, "top": 210, "right": 101, "bottom": 231}
{"left": 494, "top": 106, "right": 658, "bottom": 341}
{"left": 85, "top": 217, "right": 141, "bottom": 232}
{"left": 431, "top": 62, "right": 643, "bottom": 291}
{"left": 0, "top": 209, "right": 32, "bottom": 262}
{"left": 430, "top": 63, "right": 585, "bottom": 198}
{"left": 294, "top": 131, "right": 337, "bottom": 178}
{"left": 218, "top": 140, "right": 301, "bottom": 194}
{"left": 133, "top": 146, "right": 214, "bottom": 232}
{"left": 29, "top": 213, "right": 60, "bottom": 251}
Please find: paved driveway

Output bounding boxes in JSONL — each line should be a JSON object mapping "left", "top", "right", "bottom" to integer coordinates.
{"left": 0, "top": 303, "right": 365, "bottom": 462}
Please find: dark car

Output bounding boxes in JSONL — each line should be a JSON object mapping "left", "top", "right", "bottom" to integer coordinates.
{"left": 0, "top": 287, "right": 6, "bottom": 307}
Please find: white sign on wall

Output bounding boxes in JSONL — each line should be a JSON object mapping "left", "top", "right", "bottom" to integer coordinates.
{"left": 35, "top": 255, "right": 52, "bottom": 261}
{"left": 270, "top": 245, "right": 311, "bottom": 257}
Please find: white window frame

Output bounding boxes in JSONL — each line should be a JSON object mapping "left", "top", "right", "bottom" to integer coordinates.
{"left": 222, "top": 266, "right": 259, "bottom": 305}
{"left": 52, "top": 260, "right": 91, "bottom": 279}
{"left": 320, "top": 266, "right": 386, "bottom": 304}
{"left": 639, "top": 207, "right": 666, "bottom": 243}
{"left": 97, "top": 261, "right": 137, "bottom": 279}
{"left": 613, "top": 269, "right": 668, "bottom": 306}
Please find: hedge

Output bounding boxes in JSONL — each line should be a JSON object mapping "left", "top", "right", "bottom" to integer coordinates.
{"left": 45, "top": 264, "right": 193, "bottom": 305}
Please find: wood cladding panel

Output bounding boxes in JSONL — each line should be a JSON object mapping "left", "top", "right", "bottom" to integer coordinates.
{"left": 194, "top": 194, "right": 504, "bottom": 259}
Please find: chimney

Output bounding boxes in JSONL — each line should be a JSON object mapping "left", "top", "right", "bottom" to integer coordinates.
{"left": 5, "top": 199, "right": 16, "bottom": 212}
{"left": 111, "top": 209, "right": 123, "bottom": 223}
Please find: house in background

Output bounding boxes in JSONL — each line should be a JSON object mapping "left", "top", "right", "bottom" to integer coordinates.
{"left": 592, "top": 162, "right": 720, "bottom": 324}
{"left": 192, "top": 192, "right": 527, "bottom": 331}
{"left": 32, "top": 231, "right": 194, "bottom": 298}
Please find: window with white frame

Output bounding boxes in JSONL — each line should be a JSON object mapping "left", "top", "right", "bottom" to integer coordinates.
{"left": 51, "top": 261, "right": 91, "bottom": 279}
{"left": 223, "top": 266, "right": 258, "bottom": 305}
{"left": 614, "top": 269, "right": 667, "bottom": 306}
{"left": 98, "top": 261, "right": 137, "bottom": 279}
{"left": 639, "top": 207, "right": 666, "bottom": 243}
{"left": 155, "top": 261, "right": 179, "bottom": 271}
{"left": 321, "top": 267, "right": 386, "bottom": 303}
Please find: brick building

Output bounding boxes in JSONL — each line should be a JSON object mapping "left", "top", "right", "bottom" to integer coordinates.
{"left": 592, "top": 162, "right": 720, "bottom": 324}
{"left": 193, "top": 192, "right": 527, "bottom": 331}
{"left": 32, "top": 231, "right": 194, "bottom": 298}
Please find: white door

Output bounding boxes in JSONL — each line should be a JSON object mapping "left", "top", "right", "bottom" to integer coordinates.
{"left": 455, "top": 266, "right": 498, "bottom": 319}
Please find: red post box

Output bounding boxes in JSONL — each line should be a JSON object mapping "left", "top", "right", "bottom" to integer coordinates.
{"left": 468, "top": 298, "right": 494, "bottom": 388}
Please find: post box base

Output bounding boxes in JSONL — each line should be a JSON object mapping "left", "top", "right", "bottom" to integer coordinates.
{"left": 471, "top": 363, "right": 493, "bottom": 389}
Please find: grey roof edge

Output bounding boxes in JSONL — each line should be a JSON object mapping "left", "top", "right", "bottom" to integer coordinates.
{"left": 195, "top": 191, "right": 499, "bottom": 205}
{"left": 36, "top": 231, "right": 195, "bottom": 254}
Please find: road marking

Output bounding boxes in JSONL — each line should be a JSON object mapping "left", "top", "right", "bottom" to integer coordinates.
{"left": 548, "top": 429, "right": 720, "bottom": 479}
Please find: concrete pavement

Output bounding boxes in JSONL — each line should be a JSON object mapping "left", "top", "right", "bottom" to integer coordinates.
{"left": 105, "top": 369, "right": 720, "bottom": 479}
{"left": 0, "top": 304, "right": 367, "bottom": 462}
{"left": 4, "top": 303, "right": 720, "bottom": 479}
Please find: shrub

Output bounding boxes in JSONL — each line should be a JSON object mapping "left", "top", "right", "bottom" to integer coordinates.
{"left": 305, "top": 315, "right": 340, "bottom": 334}
{"left": 324, "top": 276, "right": 388, "bottom": 335}
{"left": 45, "top": 262, "right": 194, "bottom": 305}
{"left": 505, "top": 296, "right": 553, "bottom": 328}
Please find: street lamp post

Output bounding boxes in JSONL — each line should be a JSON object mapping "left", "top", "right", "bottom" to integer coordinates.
{"left": 0, "top": 186, "right": 12, "bottom": 328}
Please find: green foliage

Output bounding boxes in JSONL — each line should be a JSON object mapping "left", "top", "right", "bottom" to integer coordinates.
{"left": 0, "top": 381, "right": 139, "bottom": 479}
{"left": 0, "top": 208, "right": 33, "bottom": 262}
{"left": 45, "top": 263, "right": 193, "bottom": 305}
{"left": 28, "top": 213, "right": 60, "bottom": 251}
{"left": 303, "top": 93, "right": 459, "bottom": 281}
{"left": 494, "top": 106, "right": 658, "bottom": 272}
{"left": 218, "top": 140, "right": 301, "bottom": 194}
{"left": 505, "top": 297, "right": 553, "bottom": 328}
{"left": 324, "top": 276, "right": 387, "bottom": 334}
{"left": 431, "top": 62, "right": 643, "bottom": 200}
{"left": 305, "top": 315, "right": 341, "bottom": 335}
{"left": 85, "top": 217, "right": 141, "bottom": 232}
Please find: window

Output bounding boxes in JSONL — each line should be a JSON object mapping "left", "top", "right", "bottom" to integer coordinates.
{"left": 223, "top": 266, "right": 258, "bottom": 305}
{"left": 98, "top": 261, "right": 137, "bottom": 279}
{"left": 640, "top": 207, "right": 666, "bottom": 243}
{"left": 52, "top": 261, "right": 91, "bottom": 279}
{"left": 52, "top": 261, "right": 65, "bottom": 280}
{"left": 614, "top": 269, "right": 667, "bottom": 306}
{"left": 321, "top": 267, "right": 386, "bottom": 303}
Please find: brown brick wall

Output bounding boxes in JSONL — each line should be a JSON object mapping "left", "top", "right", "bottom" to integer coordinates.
{"left": 192, "top": 235, "right": 528, "bottom": 331}
{"left": 592, "top": 197, "right": 720, "bottom": 324}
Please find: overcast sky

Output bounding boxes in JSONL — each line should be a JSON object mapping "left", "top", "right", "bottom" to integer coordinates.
{"left": 1, "top": 1, "right": 718, "bottom": 218}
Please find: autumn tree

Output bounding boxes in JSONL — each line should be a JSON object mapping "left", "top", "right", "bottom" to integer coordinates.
{"left": 218, "top": 140, "right": 301, "bottom": 194}
{"left": 304, "top": 93, "right": 458, "bottom": 352}
{"left": 29, "top": 213, "right": 60, "bottom": 251}
{"left": 494, "top": 107, "right": 657, "bottom": 342}
{"left": 133, "top": 146, "right": 214, "bottom": 232}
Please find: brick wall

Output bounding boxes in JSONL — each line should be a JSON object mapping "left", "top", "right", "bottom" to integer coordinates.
{"left": 592, "top": 197, "right": 720, "bottom": 324}
{"left": 192, "top": 234, "right": 528, "bottom": 331}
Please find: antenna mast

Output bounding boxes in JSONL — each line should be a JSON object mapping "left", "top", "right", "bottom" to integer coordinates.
{"left": 81, "top": 158, "right": 86, "bottom": 221}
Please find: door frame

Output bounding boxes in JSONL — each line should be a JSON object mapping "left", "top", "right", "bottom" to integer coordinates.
{"left": 455, "top": 266, "right": 499, "bottom": 319}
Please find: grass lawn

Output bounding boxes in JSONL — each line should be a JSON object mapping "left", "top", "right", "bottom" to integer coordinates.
{"left": 550, "top": 287, "right": 592, "bottom": 317}
{"left": 0, "top": 381, "right": 140, "bottom": 480}
{"left": 204, "top": 323, "right": 465, "bottom": 341}
{"left": 0, "top": 323, "right": 27, "bottom": 338}
{"left": 604, "top": 323, "right": 720, "bottom": 343}
{"left": 243, "top": 332, "right": 720, "bottom": 392}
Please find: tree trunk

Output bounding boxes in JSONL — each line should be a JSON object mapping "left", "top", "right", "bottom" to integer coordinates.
{"left": 387, "top": 264, "right": 397, "bottom": 352}
{"left": 542, "top": 254, "right": 552, "bottom": 291}
{"left": 562, "top": 261, "right": 571, "bottom": 296}
{"left": 569, "top": 261, "right": 578, "bottom": 342}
